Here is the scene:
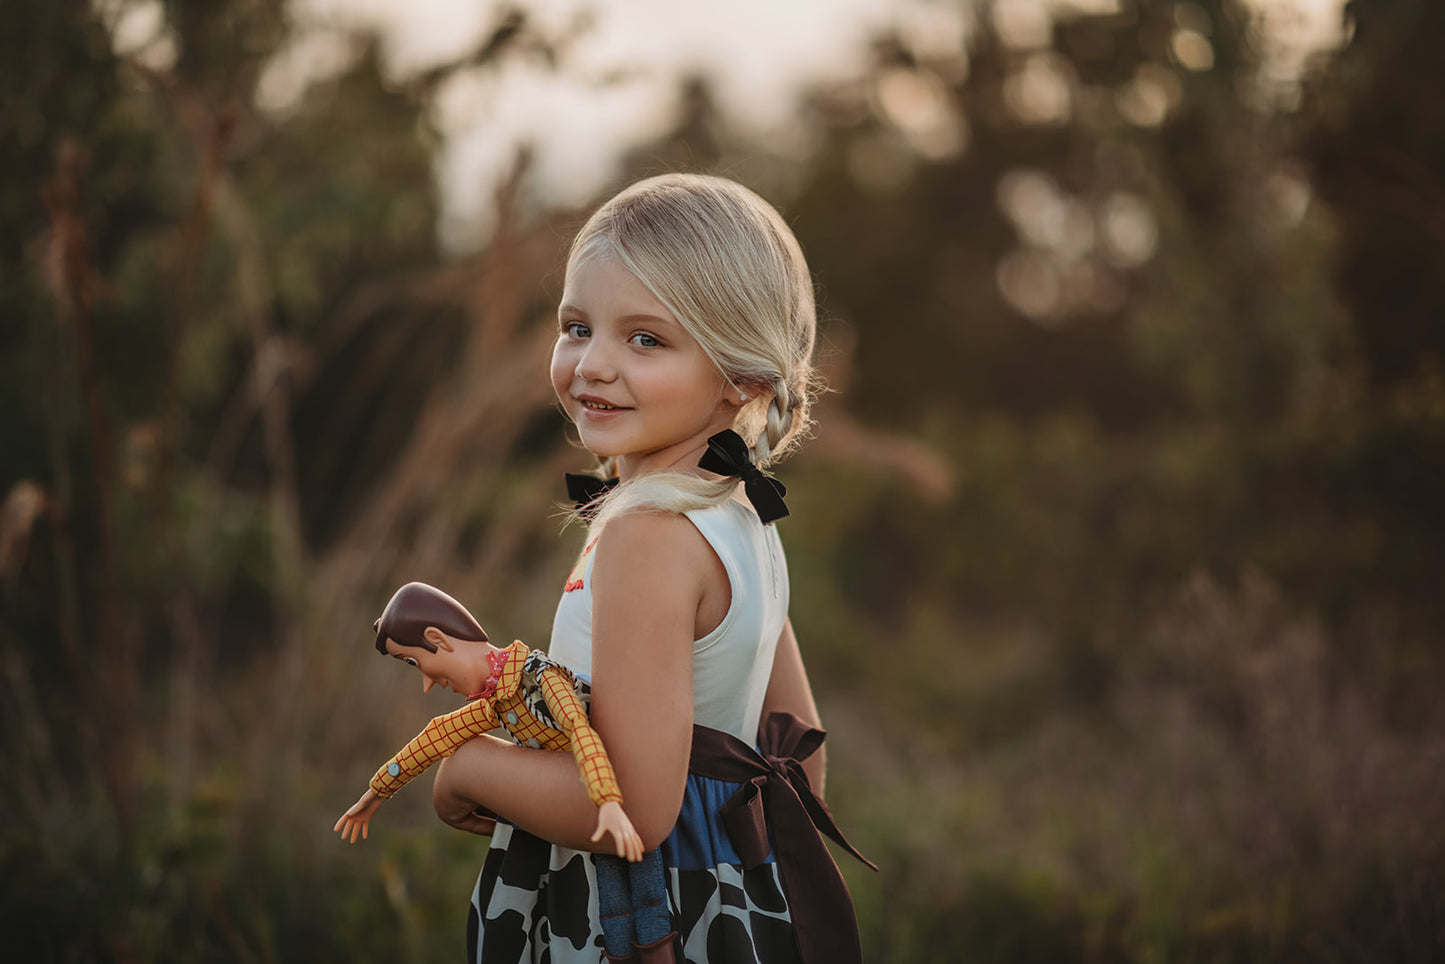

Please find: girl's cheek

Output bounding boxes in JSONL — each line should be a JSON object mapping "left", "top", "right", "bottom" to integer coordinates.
{"left": 549, "top": 346, "right": 575, "bottom": 391}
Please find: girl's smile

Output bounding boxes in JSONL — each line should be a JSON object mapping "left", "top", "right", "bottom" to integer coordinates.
{"left": 551, "top": 257, "right": 743, "bottom": 479}
{"left": 576, "top": 393, "right": 629, "bottom": 416}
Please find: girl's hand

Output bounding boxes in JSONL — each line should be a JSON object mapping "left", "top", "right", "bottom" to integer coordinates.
{"left": 592, "top": 800, "right": 646, "bottom": 862}
{"left": 450, "top": 807, "right": 499, "bottom": 837}
{"left": 334, "top": 788, "right": 384, "bottom": 843}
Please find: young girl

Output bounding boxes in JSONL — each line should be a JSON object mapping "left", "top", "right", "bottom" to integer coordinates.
{"left": 430, "top": 173, "right": 871, "bottom": 963}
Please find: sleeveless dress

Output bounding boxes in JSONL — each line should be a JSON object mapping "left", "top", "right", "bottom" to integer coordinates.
{"left": 467, "top": 498, "right": 800, "bottom": 963}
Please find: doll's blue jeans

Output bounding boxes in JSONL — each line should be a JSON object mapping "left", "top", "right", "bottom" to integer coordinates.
{"left": 593, "top": 847, "right": 671, "bottom": 956}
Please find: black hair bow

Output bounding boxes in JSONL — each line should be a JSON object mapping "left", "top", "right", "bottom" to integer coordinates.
{"left": 565, "top": 473, "right": 618, "bottom": 512}
{"left": 698, "top": 430, "right": 789, "bottom": 524}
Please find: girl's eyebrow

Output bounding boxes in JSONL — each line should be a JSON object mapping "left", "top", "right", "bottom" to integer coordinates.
{"left": 558, "top": 305, "right": 679, "bottom": 329}
{"left": 620, "top": 312, "right": 679, "bottom": 328}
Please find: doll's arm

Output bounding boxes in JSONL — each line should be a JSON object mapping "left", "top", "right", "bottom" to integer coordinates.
{"left": 538, "top": 667, "right": 644, "bottom": 861}
{"left": 538, "top": 667, "right": 623, "bottom": 807}
{"left": 369, "top": 697, "right": 502, "bottom": 799}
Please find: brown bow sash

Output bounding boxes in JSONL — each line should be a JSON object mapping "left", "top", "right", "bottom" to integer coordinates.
{"left": 689, "top": 712, "right": 877, "bottom": 964}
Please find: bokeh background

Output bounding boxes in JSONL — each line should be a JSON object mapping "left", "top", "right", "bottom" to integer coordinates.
{"left": 4, "top": 0, "right": 1444, "bottom": 960}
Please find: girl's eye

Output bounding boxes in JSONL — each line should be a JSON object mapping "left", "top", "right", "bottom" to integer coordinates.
{"left": 562, "top": 321, "right": 590, "bottom": 338}
{"left": 630, "top": 332, "right": 660, "bottom": 348}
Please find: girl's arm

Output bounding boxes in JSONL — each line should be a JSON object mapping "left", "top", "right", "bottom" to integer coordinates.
{"left": 762, "top": 618, "right": 825, "bottom": 797}
{"left": 582, "top": 510, "right": 701, "bottom": 849}
{"left": 433, "top": 734, "right": 607, "bottom": 848}
{"left": 433, "top": 510, "right": 707, "bottom": 852}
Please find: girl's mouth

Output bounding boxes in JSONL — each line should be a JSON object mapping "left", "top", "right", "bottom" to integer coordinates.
{"left": 579, "top": 396, "right": 626, "bottom": 412}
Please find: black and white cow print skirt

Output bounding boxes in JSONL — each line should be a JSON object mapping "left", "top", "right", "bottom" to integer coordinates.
{"left": 468, "top": 772, "right": 801, "bottom": 963}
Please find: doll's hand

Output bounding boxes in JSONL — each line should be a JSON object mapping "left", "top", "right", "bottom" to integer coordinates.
{"left": 591, "top": 800, "right": 645, "bottom": 863}
{"left": 334, "top": 788, "right": 384, "bottom": 843}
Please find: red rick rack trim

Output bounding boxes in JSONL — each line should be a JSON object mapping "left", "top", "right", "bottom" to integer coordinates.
{"left": 563, "top": 538, "right": 599, "bottom": 594}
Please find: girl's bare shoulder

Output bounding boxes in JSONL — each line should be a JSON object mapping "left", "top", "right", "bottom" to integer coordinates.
{"left": 593, "top": 508, "right": 708, "bottom": 557}
{"left": 591, "top": 509, "right": 719, "bottom": 594}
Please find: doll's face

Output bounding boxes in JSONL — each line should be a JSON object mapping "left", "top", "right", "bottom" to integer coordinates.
{"left": 383, "top": 634, "right": 479, "bottom": 696}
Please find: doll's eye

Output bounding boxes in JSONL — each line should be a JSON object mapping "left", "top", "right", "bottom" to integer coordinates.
{"left": 404, "top": 657, "right": 419, "bottom": 668}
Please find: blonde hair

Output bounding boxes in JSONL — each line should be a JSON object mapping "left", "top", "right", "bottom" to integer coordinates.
{"left": 565, "top": 173, "right": 819, "bottom": 524}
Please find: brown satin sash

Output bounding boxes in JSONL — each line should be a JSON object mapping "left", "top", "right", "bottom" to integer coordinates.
{"left": 689, "top": 712, "right": 877, "bottom": 964}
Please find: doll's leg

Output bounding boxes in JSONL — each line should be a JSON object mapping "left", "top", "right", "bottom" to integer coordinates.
{"left": 591, "top": 853, "right": 637, "bottom": 959}
{"left": 628, "top": 848, "right": 675, "bottom": 950}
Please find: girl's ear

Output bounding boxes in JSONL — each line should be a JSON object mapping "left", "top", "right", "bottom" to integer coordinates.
{"left": 423, "top": 626, "right": 453, "bottom": 651}
{"left": 730, "top": 381, "right": 765, "bottom": 407}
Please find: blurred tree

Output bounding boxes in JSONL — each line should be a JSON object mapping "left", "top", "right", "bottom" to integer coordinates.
{"left": 1306, "top": 0, "right": 1445, "bottom": 391}
{"left": 0, "top": 2, "right": 579, "bottom": 959}
{"left": 771, "top": 0, "right": 1445, "bottom": 663}
{"left": 1298, "top": 0, "right": 1445, "bottom": 646}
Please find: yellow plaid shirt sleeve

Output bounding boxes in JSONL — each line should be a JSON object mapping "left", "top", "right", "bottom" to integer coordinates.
{"left": 538, "top": 667, "right": 623, "bottom": 808}
{"left": 370, "top": 698, "right": 501, "bottom": 798}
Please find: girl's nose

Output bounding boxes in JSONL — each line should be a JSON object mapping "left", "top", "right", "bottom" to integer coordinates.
{"left": 574, "top": 342, "right": 616, "bottom": 383}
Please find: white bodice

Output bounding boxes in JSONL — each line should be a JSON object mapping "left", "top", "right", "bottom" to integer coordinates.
{"left": 547, "top": 498, "right": 789, "bottom": 742}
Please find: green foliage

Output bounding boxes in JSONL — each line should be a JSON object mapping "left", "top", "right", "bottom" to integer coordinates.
{"left": 1, "top": 794, "right": 485, "bottom": 963}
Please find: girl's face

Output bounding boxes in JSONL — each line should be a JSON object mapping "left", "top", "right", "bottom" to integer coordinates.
{"left": 552, "top": 256, "right": 742, "bottom": 479}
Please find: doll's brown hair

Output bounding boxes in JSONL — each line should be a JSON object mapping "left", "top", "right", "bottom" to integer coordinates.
{"left": 373, "top": 582, "right": 487, "bottom": 655}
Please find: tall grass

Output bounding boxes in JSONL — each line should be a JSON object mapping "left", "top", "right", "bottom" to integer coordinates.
{"left": 831, "top": 572, "right": 1445, "bottom": 963}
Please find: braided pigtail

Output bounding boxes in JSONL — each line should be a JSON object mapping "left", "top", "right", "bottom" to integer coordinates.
{"left": 748, "top": 381, "right": 790, "bottom": 468}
